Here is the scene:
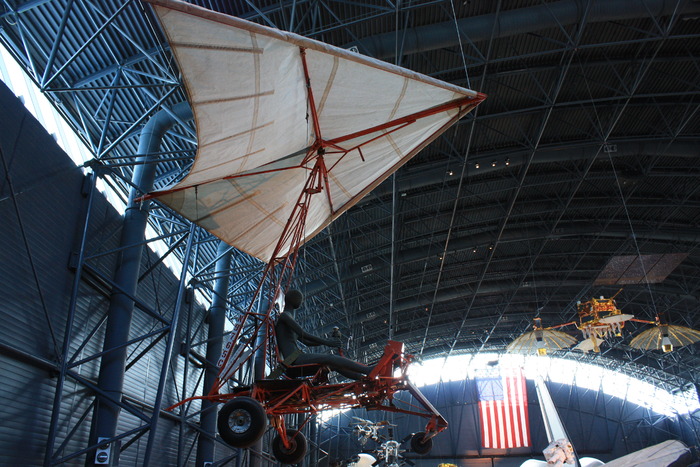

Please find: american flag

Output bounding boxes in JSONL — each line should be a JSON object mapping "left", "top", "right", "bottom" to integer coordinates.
{"left": 476, "top": 368, "right": 530, "bottom": 449}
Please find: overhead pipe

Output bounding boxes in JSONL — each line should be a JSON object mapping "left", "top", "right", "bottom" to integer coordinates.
{"left": 196, "top": 241, "right": 232, "bottom": 467}
{"left": 88, "top": 101, "right": 193, "bottom": 465}
{"left": 346, "top": 0, "right": 700, "bottom": 59}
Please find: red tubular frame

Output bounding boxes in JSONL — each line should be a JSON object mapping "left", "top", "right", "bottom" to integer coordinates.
{"left": 165, "top": 45, "right": 481, "bottom": 452}
{"left": 258, "top": 342, "right": 446, "bottom": 450}
{"left": 168, "top": 339, "right": 449, "bottom": 452}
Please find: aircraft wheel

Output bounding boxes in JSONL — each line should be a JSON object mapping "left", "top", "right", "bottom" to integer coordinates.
{"left": 271, "top": 429, "right": 307, "bottom": 464}
{"left": 410, "top": 431, "right": 433, "bottom": 455}
{"left": 217, "top": 397, "right": 267, "bottom": 448}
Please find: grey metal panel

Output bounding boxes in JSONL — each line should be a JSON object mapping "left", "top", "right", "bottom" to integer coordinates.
{"left": 0, "top": 357, "right": 57, "bottom": 464}
{"left": 0, "top": 79, "right": 88, "bottom": 465}
{"left": 0, "top": 80, "right": 210, "bottom": 465}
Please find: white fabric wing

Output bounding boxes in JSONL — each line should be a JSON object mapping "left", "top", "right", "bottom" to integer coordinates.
{"left": 148, "top": 0, "right": 485, "bottom": 261}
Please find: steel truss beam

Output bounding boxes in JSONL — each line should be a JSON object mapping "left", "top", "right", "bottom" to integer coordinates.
{"left": 2, "top": 1, "right": 700, "bottom": 463}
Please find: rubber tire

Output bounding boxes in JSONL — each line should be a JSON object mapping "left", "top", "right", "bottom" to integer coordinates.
{"left": 410, "top": 431, "right": 433, "bottom": 455}
{"left": 271, "top": 429, "right": 307, "bottom": 464}
{"left": 217, "top": 397, "right": 267, "bottom": 448}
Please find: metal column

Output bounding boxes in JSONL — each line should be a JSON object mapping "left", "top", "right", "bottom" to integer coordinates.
{"left": 87, "top": 102, "right": 193, "bottom": 464}
{"left": 44, "top": 171, "right": 98, "bottom": 467}
{"left": 251, "top": 296, "right": 268, "bottom": 467}
{"left": 143, "top": 224, "right": 198, "bottom": 464}
{"left": 196, "top": 241, "right": 233, "bottom": 466}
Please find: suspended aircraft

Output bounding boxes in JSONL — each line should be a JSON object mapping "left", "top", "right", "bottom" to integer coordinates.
{"left": 509, "top": 291, "right": 634, "bottom": 355}
{"left": 574, "top": 290, "right": 633, "bottom": 348}
{"left": 569, "top": 290, "right": 698, "bottom": 354}
{"left": 510, "top": 289, "right": 700, "bottom": 356}
{"left": 351, "top": 418, "right": 395, "bottom": 446}
{"left": 143, "top": 0, "right": 485, "bottom": 463}
{"left": 371, "top": 437, "right": 405, "bottom": 467}
{"left": 348, "top": 421, "right": 426, "bottom": 467}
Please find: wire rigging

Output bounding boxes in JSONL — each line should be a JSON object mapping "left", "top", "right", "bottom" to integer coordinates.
{"left": 449, "top": 0, "right": 471, "bottom": 89}
{"left": 577, "top": 48, "right": 659, "bottom": 318}
{"left": 419, "top": 0, "right": 496, "bottom": 357}
{"left": 607, "top": 154, "right": 658, "bottom": 317}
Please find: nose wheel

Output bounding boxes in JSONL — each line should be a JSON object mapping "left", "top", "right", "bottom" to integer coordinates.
{"left": 217, "top": 397, "right": 267, "bottom": 448}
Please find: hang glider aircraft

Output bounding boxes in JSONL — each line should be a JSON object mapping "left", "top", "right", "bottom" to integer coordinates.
{"left": 145, "top": 0, "right": 485, "bottom": 262}
{"left": 145, "top": 0, "right": 485, "bottom": 463}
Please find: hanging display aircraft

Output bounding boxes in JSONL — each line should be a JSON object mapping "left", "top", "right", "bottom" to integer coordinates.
{"left": 144, "top": 0, "right": 485, "bottom": 463}
{"left": 509, "top": 289, "right": 700, "bottom": 355}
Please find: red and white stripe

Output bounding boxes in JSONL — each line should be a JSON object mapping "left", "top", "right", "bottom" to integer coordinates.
{"left": 479, "top": 369, "right": 530, "bottom": 449}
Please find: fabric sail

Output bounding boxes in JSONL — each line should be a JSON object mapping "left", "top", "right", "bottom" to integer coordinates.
{"left": 145, "top": 0, "right": 485, "bottom": 261}
{"left": 475, "top": 367, "right": 531, "bottom": 449}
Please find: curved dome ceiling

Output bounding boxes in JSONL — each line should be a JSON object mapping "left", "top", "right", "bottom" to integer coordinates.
{"left": 0, "top": 0, "right": 698, "bottom": 389}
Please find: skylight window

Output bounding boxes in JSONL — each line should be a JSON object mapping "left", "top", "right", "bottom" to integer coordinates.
{"left": 0, "top": 48, "right": 112, "bottom": 195}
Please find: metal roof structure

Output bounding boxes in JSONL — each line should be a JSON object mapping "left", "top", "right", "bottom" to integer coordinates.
{"left": 2, "top": 0, "right": 700, "bottom": 396}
